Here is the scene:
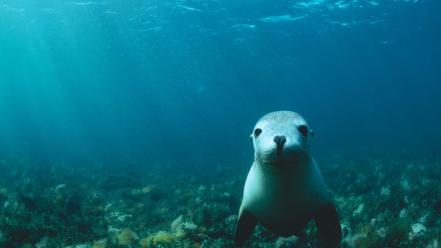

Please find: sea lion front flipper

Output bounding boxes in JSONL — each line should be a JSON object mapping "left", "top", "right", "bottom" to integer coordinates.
{"left": 234, "top": 209, "right": 257, "bottom": 246}
{"left": 315, "top": 202, "right": 342, "bottom": 247}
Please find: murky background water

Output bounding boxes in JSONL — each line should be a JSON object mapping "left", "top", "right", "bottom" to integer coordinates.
{"left": 0, "top": 0, "right": 440, "bottom": 247}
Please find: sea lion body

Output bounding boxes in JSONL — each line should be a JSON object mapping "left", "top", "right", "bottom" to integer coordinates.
{"left": 235, "top": 111, "right": 341, "bottom": 246}
{"left": 242, "top": 157, "right": 329, "bottom": 235}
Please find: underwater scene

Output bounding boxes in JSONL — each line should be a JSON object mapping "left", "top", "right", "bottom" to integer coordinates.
{"left": 1, "top": 0, "right": 441, "bottom": 247}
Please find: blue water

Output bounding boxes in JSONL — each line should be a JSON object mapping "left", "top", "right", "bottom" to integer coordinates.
{"left": 1, "top": 0, "right": 440, "bottom": 164}
{"left": 1, "top": 1, "right": 441, "bottom": 247}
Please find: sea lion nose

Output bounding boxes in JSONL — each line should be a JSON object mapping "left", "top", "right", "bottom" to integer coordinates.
{"left": 273, "top": 135, "right": 286, "bottom": 147}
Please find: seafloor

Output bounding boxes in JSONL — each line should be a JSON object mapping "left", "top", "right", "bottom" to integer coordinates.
{"left": 0, "top": 154, "right": 440, "bottom": 248}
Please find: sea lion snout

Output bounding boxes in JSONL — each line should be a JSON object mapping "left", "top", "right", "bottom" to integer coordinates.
{"left": 274, "top": 135, "right": 287, "bottom": 156}
{"left": 273, "top": 135, "right": 286, "bottom": 147}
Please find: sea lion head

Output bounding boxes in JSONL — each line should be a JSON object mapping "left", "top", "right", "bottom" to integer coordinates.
{"left": 251, "top": 111, "right": 314, "bottom": 165}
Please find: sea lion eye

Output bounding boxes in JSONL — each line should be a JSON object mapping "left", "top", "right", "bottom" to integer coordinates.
{"left": 298, "top": 125, "right": 308, "bottom": 137}
{"left": 254, "top": 128, "right": 262, "bottom": 138}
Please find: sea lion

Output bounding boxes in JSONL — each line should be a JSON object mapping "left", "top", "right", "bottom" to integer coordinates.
{"left": 235, "top": 111, "right": 341, "bottom": 246}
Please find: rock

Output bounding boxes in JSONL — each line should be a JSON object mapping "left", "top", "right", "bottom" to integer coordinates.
{"left": 36, "top": 236, "right": 50, "bottom": 248}
{"left": 353, "top": 203, "right": 364, "bottom": 215}
{"left": 54, "top": 184, "right": 66, "bottom": 192}
{"left": 275, "top": 236, "right": 299, "bottom": 248}
{"left": 380, "top": 186, "right": 391, "bottom": 196}
{"left": 139, "top": 238, "right": 149, "bottom": 248}
{"left": 116, "top": 228, "right": 139, "bottom": 246}
{"left": 141, "top": 185, "right": 155, "bottom": 194}
{"left": 144, "top": 231, "right": 176, "bottom": 247}
{"left": 399, "top": 209, "right": 408, "bottom": 218}
{"left": 411, "top": 223, "right": 426, "bottom": 234}
{"left": 70, "top": 245, "right": 89, "bottom": 248}
{"left": 92, "top": 239, "right": 107, "bottom": 248}
{"left": 427, "top": 239, "right": 438, "bottom": 248}
{"left": 171, "top": 215, "right": 184, "bottom": 232}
